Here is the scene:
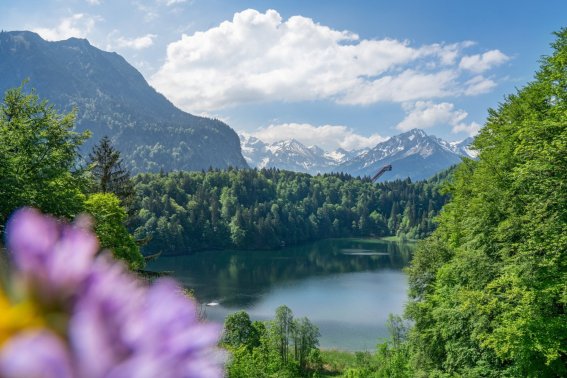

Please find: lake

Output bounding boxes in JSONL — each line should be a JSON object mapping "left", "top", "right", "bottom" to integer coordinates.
{"left": 148, "top": 238, "right": 413, "bottom": 351}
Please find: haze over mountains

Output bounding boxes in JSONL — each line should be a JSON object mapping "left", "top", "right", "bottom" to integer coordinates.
{"left": 0, "top": 31, "right": 248, "bottom": 173}
{"left": 241, "top": 129, "right": 476, "bottom": 181}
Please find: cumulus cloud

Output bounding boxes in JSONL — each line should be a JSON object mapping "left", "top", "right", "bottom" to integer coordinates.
{"left": 464, "top": 75, "right": 496, "bottom": 95}
{"left": 108, "top": 33, "right": 157, "bottom": 50}
{"left": 151, "top": 9, "right": 506, "bottom": 112}
{"left": 339, "top": 69, "right": 459, "bottom": 105}
{"left": 459, "top": 49, "right": 509, "bottom": 73}
{"left": 397, "top": 101, "right": 482, "bottom": 136}
{"left": 452, "top": 121, "right": 482, "bottom": 136}
{"left": 396, "top": 101, "right": 467, "bottom": 131}
{"left": 32, "top": 13, "right": 96, "bottom": 41}
{"left": 396, "top": 101, "right": 468, "bottom": 131}
{"left": 245, "top": 123, "right": 386, "bottom": 151}
{"left": 396, "top": 101, "right": 481, "bottom": 136}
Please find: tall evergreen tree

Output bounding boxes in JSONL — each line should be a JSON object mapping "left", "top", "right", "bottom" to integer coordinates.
{"left": 88, "top": 136, "right": 135, "bottom": 207}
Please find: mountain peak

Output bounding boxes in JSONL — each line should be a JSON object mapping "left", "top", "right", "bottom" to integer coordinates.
{"left": 64, "top": 37, "right": 92, "bottom": 46}
{"left": 1, "top": 30, "right": 41, "bottom": 39}
{"left": 403, "top": 128, "right": 428, "bottom": 138}
{"left": 0, "top": 30, "right": 248, "bottom": 173}
{"left": 240, "top": 128, "right": 474, "bottom": 179}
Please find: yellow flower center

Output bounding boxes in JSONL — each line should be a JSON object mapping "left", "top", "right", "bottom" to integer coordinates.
{"left": 0, "top": 288, "right": 44, "bottom": 346}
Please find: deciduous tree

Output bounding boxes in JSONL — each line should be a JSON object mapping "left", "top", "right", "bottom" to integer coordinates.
{"left": 0, "top": 84, "right": 89, "bottom": 226}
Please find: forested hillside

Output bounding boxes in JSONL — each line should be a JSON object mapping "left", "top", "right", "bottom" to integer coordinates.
{"left": 130, "top": 169, "right": 452, "bottom": 255}
{"left": 350, "top": 29, "right": 567, "bottom": 378}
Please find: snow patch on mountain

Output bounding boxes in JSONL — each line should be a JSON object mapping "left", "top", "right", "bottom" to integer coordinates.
{"left": 240, "top": 129, "right": 475, "bottom": 180}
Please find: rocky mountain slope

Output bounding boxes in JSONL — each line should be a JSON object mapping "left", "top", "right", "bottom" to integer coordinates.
{"left": 339, "top": 129, "right": 474, "bottom": 181}
{"left": 0, "top": 31, "right": 248, "bottom": 173}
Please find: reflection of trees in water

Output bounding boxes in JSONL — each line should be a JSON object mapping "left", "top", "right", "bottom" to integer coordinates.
{"left": 153, "top": 239, "right": 414, "bottom": 307}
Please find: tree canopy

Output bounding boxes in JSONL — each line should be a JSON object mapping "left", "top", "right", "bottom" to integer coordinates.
{"left": 404, "top": 28, "right": 567, "bottom": 377}
{"left": 130, "top": 168, "right": 451, "bottom": 254}
{"left": 0, "top": 84, "right": 144, "bottom": 271}
{"left": 0, "top": 84, "right": 90, "bottom": 225}
{"left": 84, "top": 193, "right": 145, "bottom": 270}
{"left": 224, "top": 306, "right": 321, "bottom": 377}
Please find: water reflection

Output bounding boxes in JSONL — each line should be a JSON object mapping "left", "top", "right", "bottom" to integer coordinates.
{"left": 149, "top": 238, "right": 413, "bottom": 308}
{"left": 150, "top": 238, "right": 413, "bottom": 350}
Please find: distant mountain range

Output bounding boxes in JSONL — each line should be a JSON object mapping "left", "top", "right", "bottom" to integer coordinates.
{"left": 240, "top": 135, "right": 367, "bottom": 173}
{"left": 241, "top": 129, "right": 476, "bottom": 181}
{"left": 0, "top": 31, "right": 474, "bottom": 181}
{"left": 0, "top": 31, "right": 248, "bottom": 173}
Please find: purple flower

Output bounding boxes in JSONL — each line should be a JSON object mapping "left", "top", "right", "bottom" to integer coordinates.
{"left": 1, "top": 208, "right": 222, "bottom": 378}
{"left": 5, "top": 208, "right": 98, "bottom": 300}
{"left": 0, "top": 330, "right": 73, "bottom": 378}
{"left": 70, "top": 258, "right": 221, "bottom": 378}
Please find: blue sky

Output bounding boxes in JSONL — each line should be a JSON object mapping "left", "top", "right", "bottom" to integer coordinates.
{"left": 1, "top": 0, "right": 566, "bottom": 150}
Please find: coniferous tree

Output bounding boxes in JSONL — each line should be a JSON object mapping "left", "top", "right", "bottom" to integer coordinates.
{"left": 88, "top": 136, "right": 135, "bottom": 207}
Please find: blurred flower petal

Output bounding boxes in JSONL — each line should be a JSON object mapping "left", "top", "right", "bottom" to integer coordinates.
{"left": 6, "top": 208, "right": 59, "bottom": 281}
{"left": 0, "top": 330, "right": 73, "bottom": 378}
{"left": 4, "top": 209, "right": 222, "bottom": 378}
{"left": 6, "top": 208, "right": 98, "bottom": 299}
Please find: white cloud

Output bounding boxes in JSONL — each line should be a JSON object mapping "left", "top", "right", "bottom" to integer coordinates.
{"left": 86, "top": 0, "right": 101, "bottom": 5}
{"left": 397, "top": 101, "right": 482, "bottom": 137}
{"left": 459, "top": 49, "right": 509, "bottom": 73}
{"left": 339, "top": 69, "right": 459, "bottom": 105}
{"left": 464, "top": 75, "right": 496, "bottom": 95}
{"left": 396, "top": 101, "right": 467, "bottom": 131}
{"left": 32, "top": 13, "right": 96, "bottom": 41}
{"left": 452, "top": 121, "right": 482, "bottom": 136}
{"left": 151, "top": 9, "right": 505, "bottom": 112}
{"left": 245, "top": 123, "right": 386, "bottom": 151}
{"left": 134, "top": 1, "right": 159, "bottom": 21}
{"left": 158, "top": 0, "right": 188, "bottom": 6}
{"left": 108, "top": 33, "right": 157, "bottom": 50}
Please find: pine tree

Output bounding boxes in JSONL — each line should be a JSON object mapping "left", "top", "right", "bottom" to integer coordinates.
{"left": 88, "top": 136, "right": 135, "bottom": 207}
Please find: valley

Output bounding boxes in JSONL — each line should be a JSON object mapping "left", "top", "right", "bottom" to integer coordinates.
{"left": 0, "top": 4, "right": 565, "bottom": 375}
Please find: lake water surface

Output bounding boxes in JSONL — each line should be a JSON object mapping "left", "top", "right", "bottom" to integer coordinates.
{"left": 148, "top": 238, "right": 413, "bottom": 351}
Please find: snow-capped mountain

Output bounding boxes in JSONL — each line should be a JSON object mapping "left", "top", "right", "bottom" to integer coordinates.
{"left": 239, "top": 135, "right": 350, "bottom": 173}
{"left": 450, "top": 137, "right": 477, "bottom": 158}
{"left": 240, "top": 129, "right": 475, "bottom": 180}
{"left": 339, "top": 129, "right": 476, "bottom": 181}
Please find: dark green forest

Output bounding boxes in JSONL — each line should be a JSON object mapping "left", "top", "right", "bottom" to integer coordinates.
{"left": 129, "top": 168, "right": 451, "bottom": 255}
